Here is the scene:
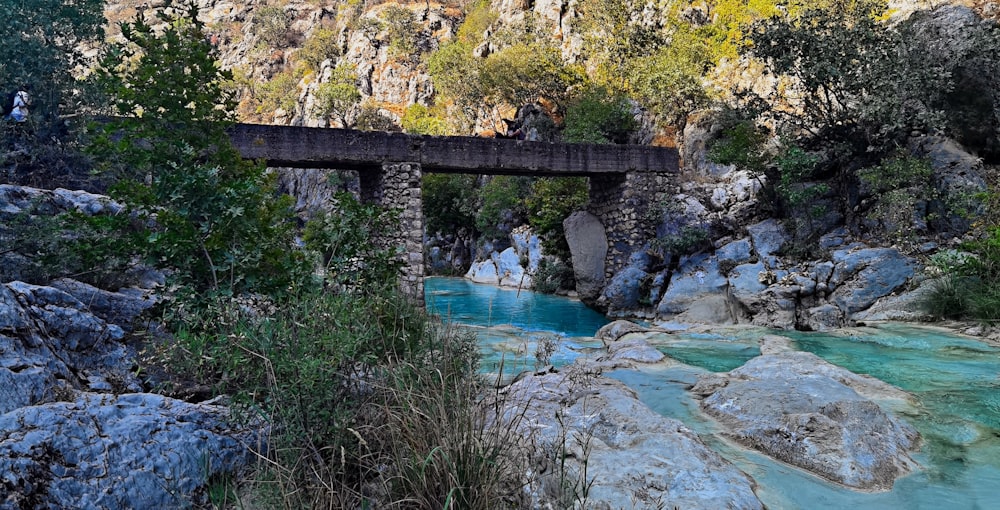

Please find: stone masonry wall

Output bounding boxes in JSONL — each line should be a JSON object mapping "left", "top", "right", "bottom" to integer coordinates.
{"left": 588, "top": 172, "right": 663, "bottom": 279}
{"left": 359, "top": 163, "right": 425, "bottom": 304}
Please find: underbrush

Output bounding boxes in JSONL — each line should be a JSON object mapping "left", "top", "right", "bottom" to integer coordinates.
{"left": 161, "top": 287, "right": 530, "bottom": 508}
{"left": 923, "top": 227, "right": 1000, "bottom": 323}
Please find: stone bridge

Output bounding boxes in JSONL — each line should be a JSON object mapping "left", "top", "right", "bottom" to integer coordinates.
{"left": 229, "top": 123, "right": 679, "bottom": 303}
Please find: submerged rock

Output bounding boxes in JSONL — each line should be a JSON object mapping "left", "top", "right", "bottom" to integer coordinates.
{"left": 501, "top": 367, "right": 764, "bottom": 509}
{"left": 692, "top": 349, "right": 919, "bottom": 491}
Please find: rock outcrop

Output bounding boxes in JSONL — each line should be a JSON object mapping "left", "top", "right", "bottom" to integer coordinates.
{"left": 0, "top": 393, "right": 256, "bottom": 509}
{"left": 692, "top": 346, "right": 920, "bottom": 491}
{"left": 0, "top": 277, "right": 256, "bottom": 507}
{"left": 564, "top": 211, "right": 608, "bottom": 303}
{"left": 501, "top": 366, "right": 764, "bottom": 509}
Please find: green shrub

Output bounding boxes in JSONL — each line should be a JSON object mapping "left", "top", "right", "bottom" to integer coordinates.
{"left": 562, "top": 86, "right": 636, "bottom": 144}
{"left": 297, "top": 27, "right": 341, "bottom": 73}
{"left": 532, "top": 258, "right": 575, "bottom": 294}
{"left": 476, "top": 176, "right": 531, "bottom": 240}
{"left": 527, "top": 177, "right": 589, "bottom": 261}
{"left": 313, "top": 63, "right": 361, "bottom": 127}
{"left": 381, "top": 4, "right": 420, "bottom": 59}
{"left": 401, "top": 103, "right": 448, "bottom": 135}
{"left": 255, "top": 6, "right": 292, "bottom": 48}
{"left": 354, "top": 102, "right": 401, "bottom": 132}
{"left": 302, "top": 192, "right": 403, "bottom": 291}
{"left": 422, "top": 174, "right": 478, "bottom": 237}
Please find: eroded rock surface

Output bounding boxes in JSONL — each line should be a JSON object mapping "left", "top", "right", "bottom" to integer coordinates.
{"left": 502, "top": 367, "right": 764, "bottom": 509}
{"left": 0, "top": 393, "right": 257, "bottom": 509}
{"left": 692, "top": 349, "right": 919, "bottom": 491}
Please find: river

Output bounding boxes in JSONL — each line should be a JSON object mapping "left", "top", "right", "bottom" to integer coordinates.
{"left": 426, "top": 276, "right": 1000, "bottom": 510}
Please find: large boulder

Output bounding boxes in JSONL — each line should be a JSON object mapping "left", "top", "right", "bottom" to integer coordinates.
{"left": 0, "top": 392, "right": 258, "bottom": 509}
{"left": 656, "top": 253, "right": 728, "bottom": 317}
{"left": 829, "top": 247, "right": 919, "bottom": 314}
{"left": 501, "top": 367, "right": 764, "bottom": 509}
{"left": 564, "top": 211, "right": 608, "bottom": 302}
{"left": 692, "top": 350, "right": 919, "bottom": 491}
{"left": 0, "top": 281, "right": 145, "bottom": 414}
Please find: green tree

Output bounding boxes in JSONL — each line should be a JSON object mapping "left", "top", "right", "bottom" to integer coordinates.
{"left": 382, "top": 4, "right": 420, "bottom": 59}
{"left": 89, "top": 1, "right": 307, "bottom": 299}
{"left": 479, "top": 42, "right": 585, "bottom": 113}
{"left": 563, "top": 86, "right": 637, "bottom": 144}
{"left": 313, "top": 63, "right": 362, "bottom": 127}
{"left": 297, "top": 27, "right": 342, "bottom": 74}
{"left": 422, "top": 174, "right": 478, "bottom": 237}
{"left": 476, "top": 176, "right": 531, "bottom": 240}
{"left": 0, "top": 0, "right": 104, "bottom": 138}
{"left": 527, "top": 177, "right": 589, "bottom": 260}
{"left": 744, "top": 0, "right": 950, "bottom": 152}
{"left": 401, "top": 103, "right": 448, "bottom": 135}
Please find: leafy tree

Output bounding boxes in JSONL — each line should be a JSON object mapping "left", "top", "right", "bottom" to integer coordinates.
{"left": 479, "top": 42, "right": 585, "bottom": 113}
{"left": 743, "top": 0, "right": 951, "bottom": 152}
{"left": 382, "top": 4, "right": 420, "bottom": 59}
{"left": 89, "top": 1, "right": 307, "bottom": 299}
{"left": 577, "top": 0, "right": 665, "bottom": 90}
{"left": 297, "top": 27, "right": 342, "bottom": 74}
{"left": 476, "top": 176, "right": 531, "bottom": 240}
{"left": 401, "top": 103, "right": 448, "bottom": 135}
{"left": 422, "top": 174, "right": 478, "bottom": 237}
{"left": 313, "top": 63, "right": 362, "bottom": 127}
{"left": 628, "top": 27, "right": 713, "bottom": 127}
{"left": 355, "top": 102, "right": 401, "bottom": 132}
{"left": 562, "top": 86, "right": 637, "bottom": 144}
{"left": 527, "top": 177, "right": 589, "bottom": 260}
{"left": 255, "top": 6, "right": 293, "bottom": 48}
{"left": 0, "top": 0, "right": 104, "bottom": 138}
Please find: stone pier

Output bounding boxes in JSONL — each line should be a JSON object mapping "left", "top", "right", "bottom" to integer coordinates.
{"left": 588, "top": 172, "right": 660, "bottom": 281}
{"left": 359, "top": 163, "right": 425, "bottom": 304}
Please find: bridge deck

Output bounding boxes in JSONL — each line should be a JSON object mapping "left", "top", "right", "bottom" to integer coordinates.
{"left": 229, "top": 123, "right": 678, "bottom": 176}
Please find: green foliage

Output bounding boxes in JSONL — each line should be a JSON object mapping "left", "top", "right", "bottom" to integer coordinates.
{"left": 426, "top": 40, "right": 482, "bottom": 126}
{"left": 255, "top": 6, "right": 292, "bottom": 48}
{"left": 627, "top": 28, "right": 713, "bottom": 127}
{"left": 562, "top": 86, "right": 637, "bottom": 144}
{"left": 924, "top": 228, "right": 1000, "bottom": 323}
{"left": 88, "top": 2, "right": 308, "bottom": 299}
{"left": 650, "top": 225, "right": 710, "bottom": 257}
{"left": 0, "top": 0, "right": 104, "bottom": 138}
{"left": 476, "top": 176, "right": 531, "bottom": 240}
{"left": 744, "top": 0, "right": 953, "bottom": 151}
{"left": 422, "top": 174, "right": 478, "bottom": 236}
{"left": 401, "top": 103, "right": 448, "bottom": 135}
{"left": 709, "top": 118, "right": 770, "bottom": 177}
{"left": 297, "top": 27, "right": 341, "bottom": 74}
{"left": 302, "top": 192, "right": 403, "bottom": 291}
{"left": 858, "top": 154, "right": 936, "bottom": 241}
{"left": 313, "top": 63, "right": 361, "bottom": 127}
{"left": 241, "top": 69, "right": 299, "bottom": 120}
{"left": 354, "top": 102, "right": 400, "bottom": 132}
{"left": 577, "top": 0, "right": 665, "bottom": 90}
{"left": 479, "top": 42, "right": 585, "bottom": 111}
{"left": 381, "top": 4, "right": 420, "bottom": 59}
{"left": 456, "top": 0, "right": 498, "bottom": 44}
{"left": 774, "top": 145, "right": 825, "bottom": 213}
{"left": 527, "top": 177, "right": 589, "bottom": 259}
{"left": 531, "top": 258, "right": 575, "bottom": 294}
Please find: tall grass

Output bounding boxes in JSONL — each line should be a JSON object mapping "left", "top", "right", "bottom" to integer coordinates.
{"left": 159, "top": 286, "right": 530, "bottom": 508}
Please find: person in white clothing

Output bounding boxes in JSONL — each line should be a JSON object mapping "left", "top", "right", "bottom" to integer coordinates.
{"left": 7, "top": 88, "right": 29, "bottom": 123}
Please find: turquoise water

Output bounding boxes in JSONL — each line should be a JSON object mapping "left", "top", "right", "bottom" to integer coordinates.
{"left": 425, "top": 277, "right": 1000, "bottom": 509}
